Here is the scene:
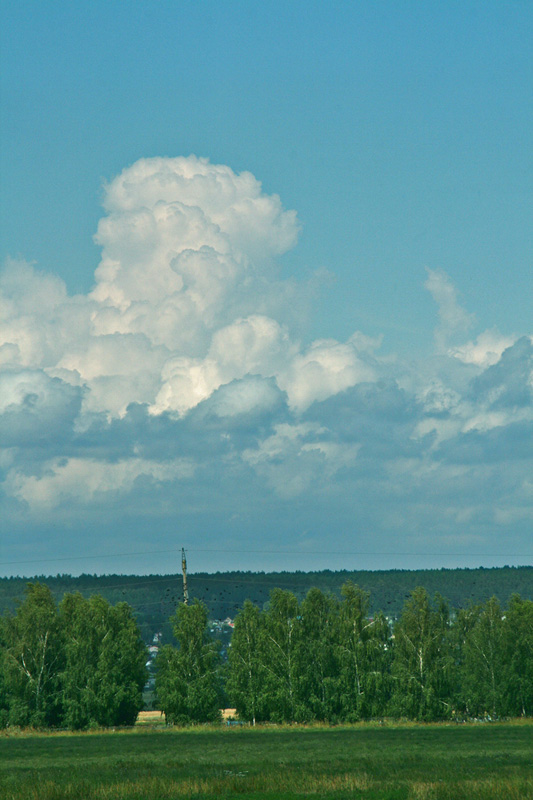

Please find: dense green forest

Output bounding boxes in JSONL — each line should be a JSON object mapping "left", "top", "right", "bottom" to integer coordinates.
{"left": 1, "top": 566, "right": 531, "bottom": 645}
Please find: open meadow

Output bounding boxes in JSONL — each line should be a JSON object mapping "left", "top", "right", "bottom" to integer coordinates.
{"left": 1, "top": 720, "right": 532, "bottom": 800}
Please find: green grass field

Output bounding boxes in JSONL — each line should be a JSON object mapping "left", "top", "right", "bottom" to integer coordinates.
{"left": 1, "top": 721, "right": 532, "bottom": 800}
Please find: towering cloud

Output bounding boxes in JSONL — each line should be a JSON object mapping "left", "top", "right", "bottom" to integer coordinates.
{"left": 0, "top": 157, "right": 531, "bottom": 564}
{"left": 1, "top": 157, "right": 374, "bottom": 420}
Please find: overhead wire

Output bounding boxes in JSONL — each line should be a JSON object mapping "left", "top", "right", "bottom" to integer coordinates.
{"left": 1, "top": 545, "right": 531, "bottom": 567}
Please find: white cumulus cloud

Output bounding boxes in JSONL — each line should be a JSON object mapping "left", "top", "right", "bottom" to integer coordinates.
{"left": 1, "top": 156, "right": 377, "bottom": 421}
{"left": 0, "top": 155, "right": 531, "bottom": 555}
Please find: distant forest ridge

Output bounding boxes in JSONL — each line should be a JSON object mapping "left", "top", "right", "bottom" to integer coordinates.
{"left": 1, "top": 566, "right": 531, "bottom": 645}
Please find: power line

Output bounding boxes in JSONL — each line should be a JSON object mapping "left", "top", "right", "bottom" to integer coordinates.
{"left": 1, "top": 546, "right": 531, "bottom": 567}
{"left": 0, "top": 548, "right": 185, "bottom": 566}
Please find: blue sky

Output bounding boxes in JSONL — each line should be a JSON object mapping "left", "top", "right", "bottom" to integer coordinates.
{"left": 0, "top": 1, "right": 531, "bottom": 577}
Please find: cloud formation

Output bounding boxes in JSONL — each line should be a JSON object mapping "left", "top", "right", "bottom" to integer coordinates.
{"left": 1, "top": 156, "right": 531, "bottom": 568}
{"left": 424, "top": 267, "right": 476, "bottom": 352}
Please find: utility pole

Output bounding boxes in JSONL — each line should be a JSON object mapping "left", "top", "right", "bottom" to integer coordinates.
{"left": 181, "top": 547, "right": 189, "bottom": 605}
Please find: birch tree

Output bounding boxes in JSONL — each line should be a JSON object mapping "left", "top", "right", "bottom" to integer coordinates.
{"left": 156, "top": 600, "right": 222, "bottom": 724}
{"left": 60, "top": 592, "right": 147, "bottom": 729}
{"left": 261, "top": 589, "right": 304, "bottom": 722}
{"left": 299, "top": 588, "right": 341, "bottom": 721}
{"left": 338, "top": 582, "right": 391, "bottom": 720}
{"left": 504, "top": 595, "right": 533, "bottom": 717}
{"left": 459, "top": 597, "right": 506, "bottom": 718}
{"left": 226, "top": 600, "right": 268, "bottom": 724}
{"left": 1, "top": 583, "right": 63, "bottom": 727}
{"left": 390, "top": 587, "right": 453, "bottom": 720}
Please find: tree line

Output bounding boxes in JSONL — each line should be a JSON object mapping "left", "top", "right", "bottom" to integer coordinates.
{"left": 1, "top": 582, "right": 532, "bottom": 728}
{"left": 159, "top": 584, "right": 533, "bottom": 725}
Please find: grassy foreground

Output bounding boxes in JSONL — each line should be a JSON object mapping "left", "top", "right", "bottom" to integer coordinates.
{"left": 1, "top": 721, "right": 532, "bottom": 800}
